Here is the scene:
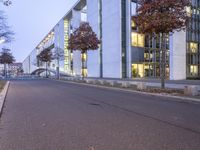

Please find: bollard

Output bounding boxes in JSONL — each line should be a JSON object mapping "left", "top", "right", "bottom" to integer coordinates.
{"left": 184, "top": 86, "right": 199, "bottom": 96}
{"left": 121, "top": 82, "right": 130, "bottom": 88}
{"left": 137, "top": 83, "right": 147, "bottom": 90}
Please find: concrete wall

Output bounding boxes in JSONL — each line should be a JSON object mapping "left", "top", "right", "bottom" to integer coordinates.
{"left": 71, "top": 9, "right": 82, "bottom": 76}
{"left": 53, "top": 20, "right": 65, "bottom": 72}
{"left": 87, "top": 0, "right": 100, "bottom": 77}
{"left": 22, "top": 49, "right": 38, "bottom": 74}
{"left": 101, "top": 0, "right": 122, "bottom": 78}
{"left": 29, "top": 49, "right": 38, "bottom": 73}
{"left": 126, "top": 1, "right": 132, "bottom": 78}
{"left": 22, "top": 56, "right": 30, "bottom": 74}
{"left": 170, "top": 31, "right": 187, "bottom": 80}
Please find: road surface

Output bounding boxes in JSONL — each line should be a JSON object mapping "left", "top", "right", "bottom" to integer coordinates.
{"left": 0, "top": 79, "right": 200, "bottom": 150}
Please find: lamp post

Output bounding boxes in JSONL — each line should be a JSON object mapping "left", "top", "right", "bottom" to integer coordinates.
{"left": 57, "top": 24, "right": 60, "bottom": 80}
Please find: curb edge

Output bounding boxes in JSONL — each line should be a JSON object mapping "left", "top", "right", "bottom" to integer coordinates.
{"left": 0, "top": 81, "right": 10, "bottom": 117}
{"left": 52, "top": 79, "right": 200, "bottom": 104}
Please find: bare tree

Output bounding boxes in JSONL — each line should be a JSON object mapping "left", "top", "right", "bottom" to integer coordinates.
{"left": 0, "top": 0, "right": 12, "bottom": 6}
{"left": 0, "top": 11, "right": 14, "bottom": 43}
{"left": 53, "top": 47, "right": 64, "bottom": 79}
{"left": 0, "top": 0, "right": 13, "bottom": 43}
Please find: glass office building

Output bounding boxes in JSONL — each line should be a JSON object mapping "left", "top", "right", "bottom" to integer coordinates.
{"left": 23, "top": 0, "right": 200, "bottom": 80}
{"left": 186, "top": 0, "right": 200, "bottom": 79}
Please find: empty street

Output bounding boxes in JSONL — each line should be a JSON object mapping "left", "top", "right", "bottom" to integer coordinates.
{"left": 0, "top": 79, "right": 200, "bottom": 150}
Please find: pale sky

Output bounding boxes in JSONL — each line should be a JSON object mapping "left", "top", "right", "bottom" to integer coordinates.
{"left": 1, "top": 0, "right": 76, "bottom": 62}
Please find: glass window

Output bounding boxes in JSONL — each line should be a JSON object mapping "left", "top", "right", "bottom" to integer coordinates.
{"left": 144, "top": 52, "right": 149, "bottom": 61}
{"left": 131, "top": 2, "right": 137, "bottom": 16}
{"left": 131, "top": 20, "right": 137, "bottom": 30}
{"left": 81, "top": 53, "right": 87, "bottom": 62}
{"left": 190, "top": 65, "right": 198, "bottom": 75}
{"left": 186, "top": 6, "right": 192, "bottom": 17}
{"left": 190, "top": 42, "right": 198, "bottom": 53}
{"left": 131, "top": 32, "right": 145, "bottom": 47}
{"left": 156, "top": 35, "right": 160, "bottom": 48}
{"left": 82, "top": 69, "right": 87, "bottom": 77}
{"left": 132, "top": 64, "right": 144, "bottom": 78}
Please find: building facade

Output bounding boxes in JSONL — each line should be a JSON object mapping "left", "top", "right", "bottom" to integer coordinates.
{"left": 23, "top": 0, "right": 200, "bottom": 80}
{"left": 8, "top": 63, "right": 23, "bottom": 76}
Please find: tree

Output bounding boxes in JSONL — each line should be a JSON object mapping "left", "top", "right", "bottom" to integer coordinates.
{"left": 17, "top": 68, "right": 23, "bottom": 75}
{"left": 1, "top": 0, "right": 12, "bottom": 6}
{"left": 133, "top": 0, "right": 190, "bottom": 89}
{"left": 0, "top": 0, "right": 13, "bottom": 43}
{"left": 0, "top": 11, "right": 14, "bottom": 43}
{"left": 68, "top": 22, "right": 100, "bottom": 78}
{"left": 0, "top": 48, "right": 15, "bottom": 77}
{"left": 37, "top": 48, "right": 53, "bottom": 78}
{"left": 53, "top": 47, "right": 64, "bottom": 79}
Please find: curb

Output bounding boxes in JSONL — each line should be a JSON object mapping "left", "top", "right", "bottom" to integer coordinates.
{"left": 52, "top": 79, "right": 200, "bottom": 104}
{"left": 0, "top": 81, "right": 10, "bottom": 117}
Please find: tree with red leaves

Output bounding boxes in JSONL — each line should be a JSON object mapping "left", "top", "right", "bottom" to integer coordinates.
{"left": 133, "top": 0, "right": 191, "bottom": 89}
{"left": 68, "top": 22, "right": 100, "bottom": 77}
{"left": 37, "top": 48, "right": 53, "bottom": 78}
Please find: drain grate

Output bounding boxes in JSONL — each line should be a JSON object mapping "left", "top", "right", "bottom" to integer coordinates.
{"left": 89, "top": 103, "right": 101, "bottom": 106}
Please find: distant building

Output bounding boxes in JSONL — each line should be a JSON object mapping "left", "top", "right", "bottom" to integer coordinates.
{"left": 23, "top": 0, "right": 200, "bottom": 80}
{"left": 8, "top": 63, "right": 23, "bottom": 76}
{"left": 0, "top": 64, "right": 4, "bottom": 74}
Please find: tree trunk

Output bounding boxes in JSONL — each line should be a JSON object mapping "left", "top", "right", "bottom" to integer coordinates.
{"left": 81, "top": 51, "right": 85, "bottom": 80}
{"left": 4, "top": 63, "right": 6, "bottom": 78}
{"left": 46, "top": 62, "right": 48, "bottom": 78}
{"left": 161, "top": 33, "right": 166, "bottom": 89}
{"left": 57, "top": 58, "right": 60, "bottom": 80}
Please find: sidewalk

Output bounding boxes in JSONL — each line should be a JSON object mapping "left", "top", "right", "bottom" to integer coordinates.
{"left": 0, "top": 81, "right": 10, "bottom": 116}
{"left": 86, "top": 77, "right": 200, "bottom": 91}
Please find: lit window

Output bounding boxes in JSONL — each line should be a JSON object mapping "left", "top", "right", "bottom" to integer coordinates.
{"left": 190, "top": 65, "right": 198, "bottom": 75}
{"left": 131, "top": 32, "right": 145, "bottom": 47}
{"left": 70, "top": 53, "right": 73, "bottom": 61}
{"left": 144, "top": 53, "right": 149, "bottom": 59}
{"left": 81, "top": 53, "right": 87, "bottom": 61}
{"left": 132, "top": 64, "right": 144, "bottom": 78}
{"left": 131, "top": 2, "right": 137, "bottom": 16}
{"left": 131, "top": 20, "right": 136, "bottom": 30}
{"left": 186, "top": 7, "right": 192, "bottom": 17}
{"left": 190, "top": 42, "right": 198, "bottom": 53}
{"left": 82, "top": 69, "right": 87, "bottom": 77}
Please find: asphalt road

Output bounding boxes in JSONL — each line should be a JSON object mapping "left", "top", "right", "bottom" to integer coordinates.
{"left": 0, "top": 79, "right": 200, "bottom": 150}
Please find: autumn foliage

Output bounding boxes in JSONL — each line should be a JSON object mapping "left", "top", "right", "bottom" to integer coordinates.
{"left": 133, "top": 0, "right": 191, "bottom": 89}
{"left": 68, "top": 22, "right": 100, "bottom": 77}
{"left": 37, "top": 48, "right": 53, "bottom": 77}
{"left": 68, "top": 22, "right": 100, "bottom": 53}
{"left": 133, "top": 0, "right": 191, "bottom": 34}
{"left": 37, "top": 48, "right": 53, "bottom": 63}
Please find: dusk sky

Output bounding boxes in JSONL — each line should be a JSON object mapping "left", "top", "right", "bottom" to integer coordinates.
{"left": 1, "top": 0, "right": 76, "bottom": 62}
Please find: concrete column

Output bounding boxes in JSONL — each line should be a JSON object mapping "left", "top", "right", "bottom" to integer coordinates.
{"left": 102, "top": 0, "right": 122, "bottom": 78}
{"left": 170, "top": 31, "right": 187, "bottom": 80}
{"left": 87, "top": 0, "right": 101, "bottom": 77}
{"left": 71, "top": 9, "right": 82, "bottom": 76}
{"left": 126, "top": 0, "right": 132, "bottom": 78}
